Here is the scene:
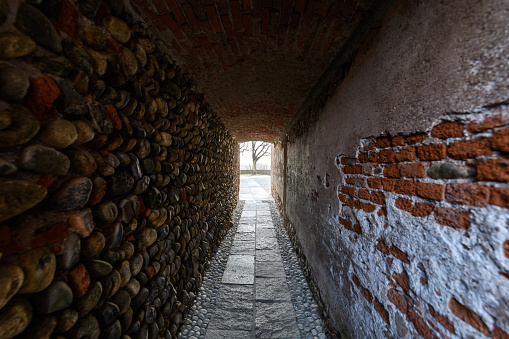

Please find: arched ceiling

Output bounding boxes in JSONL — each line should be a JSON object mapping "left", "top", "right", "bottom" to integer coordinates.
{"left": 132, "top": 0, "right": 374, "bottom": 142}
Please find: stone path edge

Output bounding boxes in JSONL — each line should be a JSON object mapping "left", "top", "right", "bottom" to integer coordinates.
{"left": 273, "top": 196, "right": 341, "bottom": 339}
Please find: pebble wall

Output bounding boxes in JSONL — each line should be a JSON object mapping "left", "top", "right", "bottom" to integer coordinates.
{"left": 0, "top": 0, "right": 238, "bottom": 338}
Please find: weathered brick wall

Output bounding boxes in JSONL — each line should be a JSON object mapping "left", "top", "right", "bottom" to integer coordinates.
{"left": 0, "top": 1, "right": 238, "bottom": 338}
{"left": 272, "top": 0, "right": 509, "bottom": 338}
{"left": 335, "top": 109, "right": 509, "bottom": 338}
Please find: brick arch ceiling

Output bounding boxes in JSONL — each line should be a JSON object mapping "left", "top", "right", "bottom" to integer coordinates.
{"left": 133, "top": 0, "right": 372, "bottom": 142}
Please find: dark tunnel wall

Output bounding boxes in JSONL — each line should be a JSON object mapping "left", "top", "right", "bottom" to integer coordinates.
{"left": 0, "top": 1, "right": 238, "bottom": 338}
{"left": 273, "top": 0, "right": 509, "bottom": 338}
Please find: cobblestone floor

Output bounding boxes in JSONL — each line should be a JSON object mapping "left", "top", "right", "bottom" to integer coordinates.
{"left": 177, "top": 176, "right": 326, "bottom": 338}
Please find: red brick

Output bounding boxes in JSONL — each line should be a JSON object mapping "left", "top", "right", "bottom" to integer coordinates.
{"left": 361, "top": 286, "right": 373, "bottom": 303}
{"left": 205, "top": 5, "right": 222, "bottom": 32}
{"left": 467, "top": 114, "right": 507, "bottom": 133}
{"left": 406, "top": 133, "right": 427, "bottom": 145}
{"left": 434, "top": 208, "right": 470, "bottom": 229}
{"left": 416, "top": 182, "right": 445, "bottom": 201}
{"left": 392, "top": 135, "right": 405, "bottom": 146}
{"left": 161, "top": 14, "right": 186, "bottom": 40}
{"left": 165, "top": 0, "right": 187, "bottom": 24}
{"left": 431, "top": 121, "right": 464, "bottom": 139}
{"left": 345, "top": 198, "right": 354, "bottom": 207}
{"left": 352, "top": 223, "right": 362, "bottom": 235}
{"left": 493, "top": 127, "right": 509, "bottom": 153}
{"left": 31, "top": 222, "right": 68, "bottom": 248}
{"left": 393, "top": 270, "right": 410, "bottom": 292}
{"left": 37, "top": 175, "right": 58, "bottom": 190}
{"left": 417, "top": 144, "right": 447, "bottom": 161}
{"left": 445, "top": 183, "right": 490, "bottom": 207}
{"left": 362, "top": 202, "right": 376, "bottom": 213}
{"left": 367, "top": 178, "right": 382, "bottom": 189}
{"left": 378, "top": 207, "right": 387, "bottom": 216}
{"left": 401, "top": 163, "right": 426, "bottom": 178}
{"left": 104, "top": 104, "right": 122, "bottom": 130}
{"left": 368, "top": 152, "right": 378, "bottom": 162}
{"left": 341, "top": 157, "right": 349, "bottom": 165}
{"left": 358, "top": 189, "right": 370, "bottom": 200}
{"left": 230, "top": 0, "right": 243, "bottom": 29}
{"left": 338, "top": 216, "right": 352, "bottom": 229}
{"left": 374, "top": 297, "right": 390, "bottom": 325}
{"left": 412, "top": 203, "right": 434, "bottom": 217}
{"left": 343, "top": 165, "right": 362, "bottom": 174}
{"left": 376, "top": 136, "right": 392, "bottom": 148}
{"left": 68, "top": 264, "right": 90, "bottom": 298}
{"left": 390, "top": 245, "right": 410, "bottom": 263}
{"left": 342, "top": 186, "right": 357, "bottom": 197}
{"left": 370, "top": 191, "right": 385, "bottom": 205}
{"left": 396, "top": 147, "right": 417, "bottom": 162}
{"left": 491, "top": 187, "right": 509, "bottom": 209}
{"left": 448, "top": 298, "right": 490, "bottom": 336}
{"left": 338, "top": 193, "right": 347, "bottom": 203}
{"left": 376, "top": 239, "right": 390, "bottom": 255}
{"left": 503, "top": 240, "right": 509, "bottom": 259}
{"left": 407, "top": 308, "right": 433, "bottom": 339}
{"left": 448, "top": 138, "right": 491, "bottom": 160}
{"left": 58, "top": 0, "right": 78, "bottom": 38}
{"left": 388, "top": 288, "right": 408, "bottom": 314}
{"left": 428, "top": 304, "right": 455, "bottom": 334}
{"left": 395, "top": 197, "right": 414, "bottom": 213}
{"left": 477, "top": 159, "right": 509, "bottom": 182}
{"left": 395, "top": 180, "right": 416, "bottom": 196}
{"left": 379, "top": 149, "right": 397, "bottom": 163}
{"left": 25, "top": 76, "right": 61, "bottom": 120}
{"left": 384, "top": 164, "right": 401, "bottom": 178}
{"left": 382, "top": 178, "right": 395, "bottom": 191}
{"left": 358, "top": 153, "right": 369, "bottom": 163}
{"left": 351, "top": 273, "right": 361, "bottom": 287}
{"left": 345, "top": 177, "right": 355, "bottom": 185}
{"left": 492, "top": 324, "right": 509, "bottom": 339}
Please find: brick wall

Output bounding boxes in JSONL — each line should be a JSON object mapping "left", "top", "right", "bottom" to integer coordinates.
{"left": 335, "top": 108, "right": 509, "bottom": 338}
{"left": 130, "top": 0, "right": 371, "bottom": 141}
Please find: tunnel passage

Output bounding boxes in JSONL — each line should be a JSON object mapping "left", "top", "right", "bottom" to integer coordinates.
{"left": 0, "top": 0, "right": 508, "bottom": 339}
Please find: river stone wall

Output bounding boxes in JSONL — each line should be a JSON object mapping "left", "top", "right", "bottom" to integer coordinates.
{"left": 0, "top": 1, "right": 239, "bottom": 338}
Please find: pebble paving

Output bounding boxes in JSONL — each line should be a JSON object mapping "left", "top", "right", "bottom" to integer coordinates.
{"left": 178, "top": 176, "right": 326, "bottom": 338}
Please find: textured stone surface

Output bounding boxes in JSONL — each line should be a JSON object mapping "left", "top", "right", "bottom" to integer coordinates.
{"left": 51, "top": 177, "right": 92, "bottom": 211}
{"left": 19, "top": 144, "right": 70, "bottom": 176}
{"left": 0, "top": 32, "right": 35, "bottom": 59}
{"left": 31, "top": 281, "right": 73, "bottom": 314}
{"left": 0, "top": 265, "right": 24, "bottom": 310}
{"left": 0, "top": 64, "right": 29, "bottom": 102}
{"left": 17, "top": 247, "right": 56, "bottom": 294}
{"left": 0, "top": 298, "right": 32, "bottom": 338}
{"left": 0, "top": 107, "right": 39, "bottom": 148}
{"left": 38, "top": 119, "right": 78, "bottom": 148}
{"left": 15, "top": 4, "right": 61, "bottom": 53}
{"left": 0, "top": 180, "right": 47, "bottom": 223}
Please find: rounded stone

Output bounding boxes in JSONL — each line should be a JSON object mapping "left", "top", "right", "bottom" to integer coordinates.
{"left": 81, "top": 231, "right": 106, "bottom": 258}
{"left": 54, "top": 308, "right": 79, "bottom": 333}
{"left": 68, "top": 314, "right": 100, "bottom": 339}
{"left": 121, "top": 47, "right": 137, "bottom": 76}
{"left": 102, "top": 269, "right": 121, "bottom": 298}
{"left": 87, "top": 259, "right": 113, "bottom": 278}
{"left": 73, "top": 120, "right": 95, "bottom": 145}
{"left": 124, "top": 277, "right": 140, "bottom": 298}
{"left": 0, "top": 32, "right": 36, "bottom": 59}
{"left": 103, "top": 16, "right": 131, "bottom": 44}
{"left": 31, "top": 281, "right": 73, "bottom": 314}
{"left": 0, "top": 298, "right": 32, "bottom": 338}
{"left": 93, "top": 201, "right": 118, "bottom": 223}
{"left": 0, "top": 265, "right": 24, "bottom": 310}
{"left": 70, "top": 149, "right": 97, "bottom": 176}
{"left": 15, "top": 3, "right": 62, "bottom": 53}
{"left": 35, "top": 56, "right": 73, "bottom": 77}
{"left": 68, "top": 209, "right": 95, "bottom": 238}
{"left": 17, "top": 247, "right": 56, "bottom": 294}
{"left": 22, "top": 314, "right": 57, "bottom": 338}
{"left": 88, "top": 49, "right": 108, "bottom": 76}
{"left": 0, "top": 180, "right": 47, "bottom": 223}
{"left": 39, "top": 119, "right": 78, "bottom": 148}
{"left": 0, "top": 63, "right": 29, "bottom": 102}
{"left": 95, "top": 301, "right": 120, "bottom": 327}
{"left": 51, "top": 177, "right": 93, "bottom": 211}
{"left": 54, "top": 79, "right": 88, "bottom": 117}
{"left": 111, "top": 289, "right": 131, "bottom": 314}
{"left": 19, "top": 144, "right": 70, "bottom": 176}
{"left": 75, "top": 281, "right": 103, "bottom": 317}
{"left": 102, "top": 319, "right": 122, "bottom": 339}
{"left": 119, "top": 260, "right": 131, "bottom": 287}
{"left": 57, "top": 233, "right": 81, "bottom": 270}
{"left": 82, "top": 25, "right": 107, "bottom": 50}
{"left": 106, "top": 171, "right": 135, "bottom": 197}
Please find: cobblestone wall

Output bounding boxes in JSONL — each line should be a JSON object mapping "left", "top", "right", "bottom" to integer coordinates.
{"left": 0, "top": 1, "right": 238, "bottom": 338}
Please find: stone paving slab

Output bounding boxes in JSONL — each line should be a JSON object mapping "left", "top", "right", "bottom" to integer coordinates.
{"left": 178, "top": 176, "right": 326, "bottom": 339}
{"left": 222, "top": 254, "right": 255, "bottom": 284}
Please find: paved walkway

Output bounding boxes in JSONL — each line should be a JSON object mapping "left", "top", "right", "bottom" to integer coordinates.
{"left": 178, "top": 176, "right": 326, "bottom": 338}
